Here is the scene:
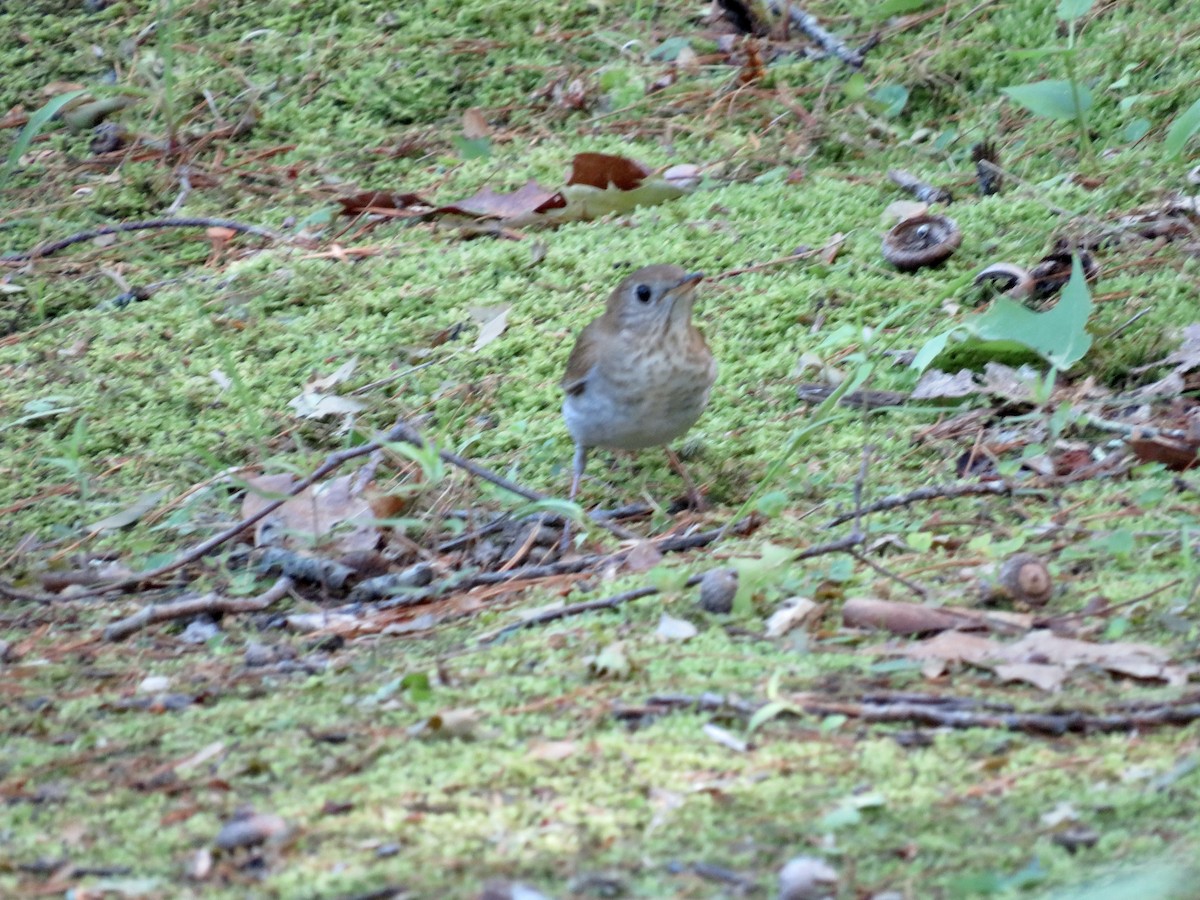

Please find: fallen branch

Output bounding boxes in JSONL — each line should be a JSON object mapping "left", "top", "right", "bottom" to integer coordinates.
{"left": 2, "top": 217, "right": 283, "bottom": 262}
{"left": 0, "top": 580, "right": 59, "bottom": 603}
{"left": 83, "top": 418, "right": 624, "bottom": 597}
{"left": 103, "top": 576, "right": 294, "bottom": 642}
{"left": 615, "top": 690, "right": 1200, "bottom": 736}
{"left": 475, "top": 522, "right": 851, "bottom": 643}
{"left": 768, "top": 2, "right": 872, "bottom": 68}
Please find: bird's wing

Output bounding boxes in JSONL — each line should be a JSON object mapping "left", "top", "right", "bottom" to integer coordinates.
{"left": 561, "top": 318, "right": 606, "bottom": 396}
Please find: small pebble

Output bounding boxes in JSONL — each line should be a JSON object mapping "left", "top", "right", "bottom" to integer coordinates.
{"left": 244, "top": 642, "right": 275, "bottom": 667}
{"left": 180, "top": 616, "right": 220, "bottom": 644}
{"left": 778, "top": 855, "right": 838, "bottom": 900}
{"left": 138, "top": 675, "right": 171, "bottom": 694}
{"left": 214, "top": 812, "right": 290, "bottom": 851}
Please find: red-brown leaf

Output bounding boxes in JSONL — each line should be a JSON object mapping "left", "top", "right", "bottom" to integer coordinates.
{"left": 566, "top": 152, "right": 650, "bottom": 191}
{"left": 336, "top": 191, "right": 433, "bottom": 216}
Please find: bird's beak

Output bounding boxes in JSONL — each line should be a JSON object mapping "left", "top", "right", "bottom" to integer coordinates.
{"left": 671, "top": 272, "right": 704, "bottom": 292}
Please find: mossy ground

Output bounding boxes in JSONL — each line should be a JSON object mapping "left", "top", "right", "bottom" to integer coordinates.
{"left": 3, "top": 0, "right": 1200, "bottom": 897}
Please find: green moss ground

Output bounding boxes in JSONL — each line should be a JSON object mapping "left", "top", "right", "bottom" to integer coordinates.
{"left": 3, "top": 0, "right": 1200, "bottom": 896}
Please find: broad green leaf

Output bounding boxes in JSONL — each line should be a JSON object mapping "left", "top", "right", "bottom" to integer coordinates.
{"left": 1056, "top": 0, "right": 1094, "bottom": 20}
{"left": 450, "top": 135, "right": 491, "bottom": 160}
{"left": 648, "top": 36, "right": 690, "bottom": 61}
{"left": 842, "top": 72, "right": 868, "bottom": 102}
{"left": 755, "top": 490, "right": 789, "bottom": 517}
{"left": 1118, "top": 93, "right": 1147, "bottom": 113}
{"left": 972, "top": 256, "right": 1093, "bottom": 368}
{"left": 1165, "top": 96, "right": 1200, "bottom": 156}
{"left": 870, "top": 83, "right": 909, "bottom": 118}
{"left": 911, "top": 328, "right": 953, "bottom": 371}
{"left": 1, "top": 88, "right": 88, "bottom": 189}
{"left": 400, "top": 672, "right": 433, "bottom": 702}
{"left": 509, "top": 497, "right": 586, "bottom": 523}
{"left": 933, "top": 128, "right": 958, "bottom": 151}
{"left": 874, "top": 0, "right": 931, "bottom": 19}
{"left": 1122, "top": 117, "right": 1151, "bottom": 143}
{"left": 1002, "top": 79, "right": 1092, "bottom": 120}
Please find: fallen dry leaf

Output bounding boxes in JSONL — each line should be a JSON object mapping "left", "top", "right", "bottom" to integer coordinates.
{"left": 655, "top": 612, "right": 698, "bottom": 642}
{"left": 881, "top": 628, "right": 1188, "bottom": 691}
{"left": 462, "top": 107, "right": 490, "bottom": 139}
{"left": 843, "top": 597, "right": 1032, "bottom": 636}
{"left": 567, "top": 152, "right": 650, "bottom": 191}
{"left": 469, "top": 303, "right": 511, "bottom": 352}
{"left": 1128, "top": 431, "right": 1199, "bottom": 470}
{"left": 765, "top": 596, "right": 820, "bottom": 637}
{"left": 437, "top": 179, "right": 565, "bottom": 220}
{"left": 336, "top": 190, "right": 434, "bottom": 217}
{"left": 241, "top": 472, "right": 375, "bottom": 548}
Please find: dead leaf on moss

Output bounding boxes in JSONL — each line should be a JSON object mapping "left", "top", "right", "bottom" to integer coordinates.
{"left": 438, "top": 180, "right": 565, "bottom": 220}
{"left": 882, "top": 628, "right": 1188, "bottom": 691}
{"left": 336, "top": 190, "right": 434, "bottom": 218}
{"left": 289, "top": 359, "right": 367, "bottom": 421}
{"left": 528, "top": 740, "right": 577, "bottom": 762}
{"left": 765, "top": 596, "right": 820, "bottom": 637}
{"left": 468, "top": 304, "right": 511, "bottom": 351}
{"left": 462, "top": 108, "right": 490, "bottom": 139}
{"left": 336, "top": 153, "right": 696, "bottom": 231}
{"left": 1128, "top": 431, "right": 1200, "bottom": 470}
{"left": 655, "top": 612, "right": 698, "bottom": 641}
{"left": 241, "top": 473, "right": 376, "bottom": 549}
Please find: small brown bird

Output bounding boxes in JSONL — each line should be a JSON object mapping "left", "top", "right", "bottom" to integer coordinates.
{"left": 561, "top": 264, "right": 717, "bottom": 506}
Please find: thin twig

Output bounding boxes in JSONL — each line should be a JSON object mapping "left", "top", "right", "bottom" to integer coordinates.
{"left": 823, "top": 481, "right": 1019, "bottom": 528}
{"left": 794, "top": 533, "right": 864, "bottom": 561}
{"left": 102, "top": 576, "right": 295, "bottom": 641}
{"left": 849, "top": 550, "right": 928, "bottom": 599}
{"left": 477, "top": 575, "right": 704, "bottom": 644}
{"left": 1041, "top": 578, "right": 1183, "bottom": 625}
{"left": 2, "top": 217, "right": 283, "bottom": 262}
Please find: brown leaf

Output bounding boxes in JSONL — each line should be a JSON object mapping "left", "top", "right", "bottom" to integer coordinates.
{"left": 994, "top": 662, "right": 1065, "bottom": 692}
{"left": 528, "top": 740, "right": 577, "bottom": 761}
{"left": 1128, "top": 433, "right": 1199, "bottom": 470}
{"left": 624, "top": 540, "right": 664, "bottom": 573}
{"left": 462, "top": 108, "right": 490, "bottom": 139}
{"left": 336, "top": 190, "right": 434, "bottom": 217}
{"left": 241, "top": 473, "right": 375, "bottom": 549}
{"left": 437, "top": 180, "right": 565, "bottom": 219}
{"left": 566, "top": 152, "right": 650, "bottom": 191}
{"left": 886, "top": 628, "right": 1187, "bottom": 690}
{"left": 765, "top": 596, "right": 821, "bottom": 637}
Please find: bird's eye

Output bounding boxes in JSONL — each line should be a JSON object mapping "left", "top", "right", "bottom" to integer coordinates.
{"left": 635, "top": 284, "right": 652, "bottom": 303}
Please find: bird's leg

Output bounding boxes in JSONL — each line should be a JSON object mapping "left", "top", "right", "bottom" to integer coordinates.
{"left": 569, "top": 444, "right": 587, "bottom": 503}
{"left": 560, "top": 443, "right": 588, "bottom": 552}
{"left": 665, "top": 446, "right": 706, "bottom": 510}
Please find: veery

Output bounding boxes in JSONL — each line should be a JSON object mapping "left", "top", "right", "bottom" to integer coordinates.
{"left": 561, "top": 264, "right": 717, "bottom": 506}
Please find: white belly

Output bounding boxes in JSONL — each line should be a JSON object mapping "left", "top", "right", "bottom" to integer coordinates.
{"left": 563, "top": 366, "right": 714, "bottom": 451}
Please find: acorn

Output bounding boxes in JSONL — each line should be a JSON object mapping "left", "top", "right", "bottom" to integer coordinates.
{"left": 980, "top": 552, "right": 1053, "bottom": 607}
{"left": 882, "top": 214, "right": 961, "bottom": 271}
{"left": 698, "top": 568, "right": 738, "bottom": 614}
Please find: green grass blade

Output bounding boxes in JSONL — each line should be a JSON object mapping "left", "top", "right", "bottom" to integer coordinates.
{"left": 1, "top": 88, "right": 89, "bottom": 191}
